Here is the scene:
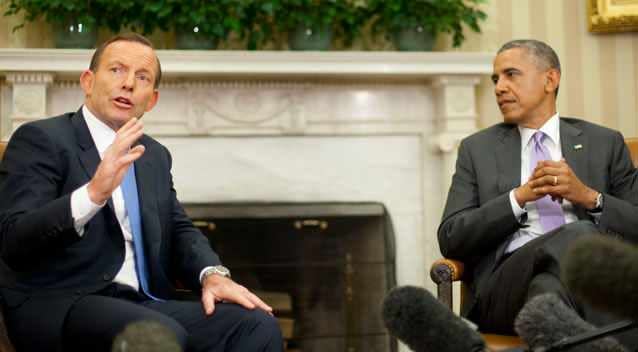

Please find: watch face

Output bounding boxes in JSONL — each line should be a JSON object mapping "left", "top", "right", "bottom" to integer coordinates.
{"left": 214, "top": 265, "right": 230, "bottom": 277}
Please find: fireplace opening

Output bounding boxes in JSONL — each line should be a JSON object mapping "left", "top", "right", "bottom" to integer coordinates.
{"left": 184, "top": 202, "right": 397, "bottom": 352}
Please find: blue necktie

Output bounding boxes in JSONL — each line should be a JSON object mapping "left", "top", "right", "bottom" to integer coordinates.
{"left": 121, "top": 163, "right": 160, "bottom": 300}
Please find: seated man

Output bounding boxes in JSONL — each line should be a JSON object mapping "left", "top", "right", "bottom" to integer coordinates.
{"left": 0, "top": 33, "right": 283, "bottom": 352}
{"left": 438, "top": 39, "right": 638, "bottom": 344}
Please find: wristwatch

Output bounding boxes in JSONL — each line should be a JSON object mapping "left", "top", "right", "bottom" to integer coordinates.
{"left": 591, "top": 192, "right": 604, "bottom": 212}
{"left": 202, "top": 265, "right": 231, "bottom": 282}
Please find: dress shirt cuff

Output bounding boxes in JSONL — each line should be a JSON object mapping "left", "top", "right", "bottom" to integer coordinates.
{"left": 509, "top": 189, "right": 527, "bottom": 223}
{"left": 71, "top": 183, "right": 105, "bottom": 236}
{"left": 199, "top": 266, "right": 215, "bottom": 285}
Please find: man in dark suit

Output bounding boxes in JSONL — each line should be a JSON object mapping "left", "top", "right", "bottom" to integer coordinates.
{"left": 0, "top": 33, "right": 283, "bottom": 352}
{"left": 438, "top": 39, "right": 638, "bottom": 339}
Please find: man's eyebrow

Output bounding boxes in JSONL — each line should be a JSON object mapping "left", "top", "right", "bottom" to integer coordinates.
{"left": 107, "top": 60, "right": 124, "bottom": 66}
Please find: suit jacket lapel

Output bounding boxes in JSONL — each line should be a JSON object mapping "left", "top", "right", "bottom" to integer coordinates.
{"left": 496, "top": 126, "right": 522, "bottom": 193}
{"left": 559, "top": 118, "right": 588, "bottom": 218}
{"left": 72, "top": 108, "right": 99, "bottom": 181}
{"left": 72, "top": 108, "right": 116, "bottom": 210}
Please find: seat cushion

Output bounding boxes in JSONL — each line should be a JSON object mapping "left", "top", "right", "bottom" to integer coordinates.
{"left": 482, "top": 333, "right": 525, "bottom": 351}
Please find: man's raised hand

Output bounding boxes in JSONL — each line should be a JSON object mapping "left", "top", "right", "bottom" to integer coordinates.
{"left": 87, "top": 118, "right": 145, "bottom": 204}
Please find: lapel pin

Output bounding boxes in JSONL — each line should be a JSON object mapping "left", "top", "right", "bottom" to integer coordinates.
{"left": 574, "top": 144, "right": 583, "bottom": 150}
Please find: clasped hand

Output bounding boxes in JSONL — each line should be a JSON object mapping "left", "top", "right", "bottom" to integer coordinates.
{"left": 515, "top": 159, "right": 598, "bottom": 209}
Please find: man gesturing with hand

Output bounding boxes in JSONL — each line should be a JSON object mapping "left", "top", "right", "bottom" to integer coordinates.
{"left": 0, "top": 33, "right": 282, "bottom": 352}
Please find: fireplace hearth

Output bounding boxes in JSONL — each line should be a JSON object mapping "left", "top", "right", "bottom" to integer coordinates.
{"left": 184, "top": 202, "right": 397, "bottom": 352}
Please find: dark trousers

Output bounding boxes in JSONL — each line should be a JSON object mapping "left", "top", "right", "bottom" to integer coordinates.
{"left": 473, "top": 220, "right": 638, "bottom": 348}
{"left": 61, "top": 284, "right": 283, "bottom": 352}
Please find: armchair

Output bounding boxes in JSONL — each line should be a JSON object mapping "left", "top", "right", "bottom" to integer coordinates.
{"left": 430, "top": 137, "right": 638, "bottom": 351}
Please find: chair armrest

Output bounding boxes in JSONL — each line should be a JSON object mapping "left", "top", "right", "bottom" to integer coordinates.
{"left": 0, "top": 304, "right": 16, "bottom": 352}
{"left": 430, "top": 258, "right": 465, "bottom": 284}
{"left": 429, "top": 258, "right": 465, "bottom": 310}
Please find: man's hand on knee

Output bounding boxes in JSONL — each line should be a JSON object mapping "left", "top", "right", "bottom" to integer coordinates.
{"left": 201, "top": 275, "right": 273, "bottom": 316}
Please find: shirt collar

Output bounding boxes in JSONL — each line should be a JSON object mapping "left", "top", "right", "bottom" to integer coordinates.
{"left": 519, "top": 112, "right": 560, "bottom": 151}
{"left": 82, "top": 105, "right": 116, "bottom": 156}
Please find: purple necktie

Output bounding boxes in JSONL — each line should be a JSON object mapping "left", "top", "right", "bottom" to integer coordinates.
{"left": 530, "top": 131, "right": 565, "bottom": 233}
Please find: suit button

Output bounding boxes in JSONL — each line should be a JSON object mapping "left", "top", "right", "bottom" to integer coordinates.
{"left": 103, "top": 274, "right": 112, "bottom": 281}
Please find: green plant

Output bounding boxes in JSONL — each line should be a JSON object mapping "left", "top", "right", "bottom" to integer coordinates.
{"left": 234, "top": 1, "right": 283, "bottom": 50}
{"left": 235, "top": 0, "right": 368, "bottom": 49}
{"left": 151, "top": 1, "right": 242, "bottom": 42}
{"left": 3, "top": 0, "right": 155, "bottom": 34}
{"left": 369, "top": 0, "right": 487, "bottom": 47}
{"left": 276, "top": 0, "right": 368, "bottom": 45}
{"left": 4, "top": 0, "right": 98, "bottom": 31}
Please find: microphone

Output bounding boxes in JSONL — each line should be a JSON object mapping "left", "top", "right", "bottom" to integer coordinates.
{"left": 382, "top": 285, "right": 485, "bottom": 352}
{"left": 514, "top": 293, "right": 628, "bottom": 352}
{"left": 111, "top": 320, "right": 184, "bottom": 352}
{"left": 562, "top": 235, "right": 638, "bottom": 320}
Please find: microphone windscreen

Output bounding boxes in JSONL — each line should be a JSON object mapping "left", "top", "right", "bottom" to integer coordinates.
{"left": 111, "top": 320, "right": 184, "bottom": 352}
{"left": 382, "top": 285, "right": 485, "bottom": 352}
{"left": 515, "top": 293, "right": 627, "bottom": 352}
{"left": 563, "top": 235, "right": 638, "bottom": 320}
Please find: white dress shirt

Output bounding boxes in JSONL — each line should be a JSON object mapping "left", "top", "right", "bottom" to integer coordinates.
{"left": 505, "top": 113, "right": 579, "bottom": 253}
{"left": 71, "top": 105, "right": 141, "bottom": 290}
{"left": 71, "top": 106, "right": 213, "bottom": 291}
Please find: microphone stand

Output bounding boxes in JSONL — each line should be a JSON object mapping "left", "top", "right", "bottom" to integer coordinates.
{"left": 543, "top": 320, "right": 637, "bottom": 352}
{"left": 500, "top": 320, "right": 638, "bottom": 352}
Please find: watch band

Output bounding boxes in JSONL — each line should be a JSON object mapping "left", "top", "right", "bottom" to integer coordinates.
{"left": 591, "top": 192, "right": 603, "bottom": 212}
{"left": 201, "top": 265, "right": 231, "bottom": 283}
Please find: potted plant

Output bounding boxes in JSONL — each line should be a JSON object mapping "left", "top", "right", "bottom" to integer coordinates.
{"left": 97, "top": 1, "right": 241, "bottom": 49}
{"left": 369, "top": 0, "right": 487, "bottom": 51}
{"left": 276, "top": 0, "right": 368, "bottom": 50}
{"left": 4, "top": 0, "right": 98, "bottom": 48}
{"left": 162, "top": 1, "right": 243, "bottom": 50}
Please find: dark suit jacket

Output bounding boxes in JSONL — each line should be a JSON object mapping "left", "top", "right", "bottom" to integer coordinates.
{"left": 438, "top": 117, "right": 638, "bottom": 316}
{"left": 0, "top": 109, "right": 221, "bottom": 350}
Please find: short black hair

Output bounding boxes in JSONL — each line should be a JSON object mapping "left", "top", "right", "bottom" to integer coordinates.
{"left": 89, "top": 33, "right": 162, "bottom": 89}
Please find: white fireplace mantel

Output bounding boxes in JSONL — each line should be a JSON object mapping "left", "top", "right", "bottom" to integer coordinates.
{"left": 0, "top": 50, "right": 492, "bottom": 310}
{"left": 0, "top": 49, "right": 493, "bottom": 78}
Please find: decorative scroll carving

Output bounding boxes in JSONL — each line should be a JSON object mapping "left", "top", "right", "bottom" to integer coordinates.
{"left": 184, "top": 81, "right": 309, "bottom": 134}
{"left": 6, "top": 73, "right": 54, "bottom": 125}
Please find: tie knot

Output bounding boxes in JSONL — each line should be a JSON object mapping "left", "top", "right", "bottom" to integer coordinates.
{"left": 532, "top": 131, "right": 546, "bottom": 145}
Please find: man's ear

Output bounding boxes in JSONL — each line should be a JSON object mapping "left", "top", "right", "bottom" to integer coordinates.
{"left": 144, "top": 90, "right": 159, "bottom": 112}
{"left": 79, "top": 70, "right": 94, "bottom": 96}
{"left": 544, "top": 69, "right": 560, "bottom": 94}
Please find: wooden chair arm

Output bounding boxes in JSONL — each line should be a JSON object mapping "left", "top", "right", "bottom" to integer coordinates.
{"left": 429, "top": 258, "right": 465, "bottom": 310}
{"left": 430, "top": 258, "right": 465, "bottom": 284}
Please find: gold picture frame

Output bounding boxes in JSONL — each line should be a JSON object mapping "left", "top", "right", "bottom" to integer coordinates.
{"left": 588, "top": 0, "right": 638, "bottom": 33}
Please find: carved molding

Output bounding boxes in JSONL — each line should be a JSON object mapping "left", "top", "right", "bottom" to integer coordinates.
{"left": 5, "top": 72, "right": 54, "bottom": 85}
{"left": 430, "top": 132, "right": 468, "bottom": 153}
{"left": 183, "top": 84, "right": 309, "bottom": 135}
